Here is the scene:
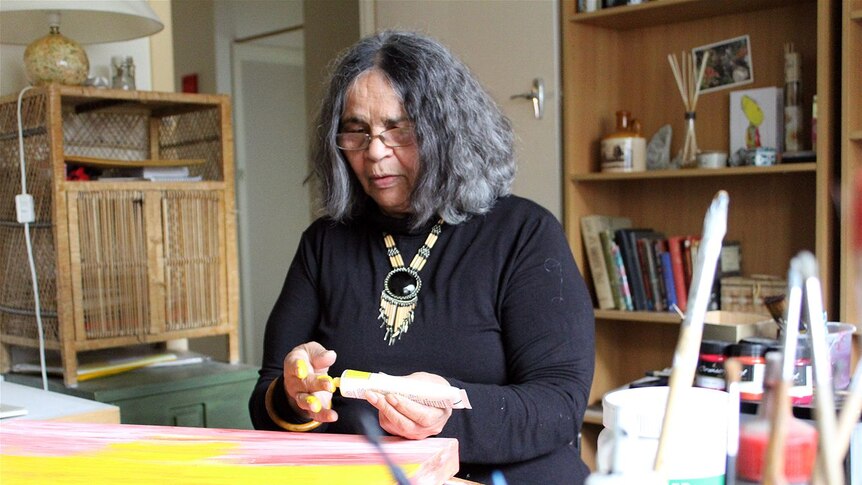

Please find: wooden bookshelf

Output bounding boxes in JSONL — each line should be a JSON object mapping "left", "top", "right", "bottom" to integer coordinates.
{"left": 561, "top": 0, "right": 838, "bottom": 468}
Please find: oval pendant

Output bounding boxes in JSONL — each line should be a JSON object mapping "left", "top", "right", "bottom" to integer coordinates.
{"left": 383, "top": 267, "right": 421, "bottom": 302}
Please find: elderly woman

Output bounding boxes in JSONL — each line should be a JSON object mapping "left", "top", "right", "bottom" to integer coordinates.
{"left": 249, "top": 30, "right": 595, "bottom": 484}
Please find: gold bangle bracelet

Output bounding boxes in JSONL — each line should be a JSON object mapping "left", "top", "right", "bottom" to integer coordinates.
{"left": 264, "top": 377, "right": 322, "bottom": 432}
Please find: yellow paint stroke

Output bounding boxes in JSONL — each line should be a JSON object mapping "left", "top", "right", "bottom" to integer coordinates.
{"left": 1, "top": 439, "right": 421, "bottom": 484}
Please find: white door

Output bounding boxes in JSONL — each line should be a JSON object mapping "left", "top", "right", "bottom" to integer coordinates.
{"left": 232, "top": 43, "right": 310, "bottom": 366}
{"left": 370, "top": 0, "right": 562, "bottom": 219}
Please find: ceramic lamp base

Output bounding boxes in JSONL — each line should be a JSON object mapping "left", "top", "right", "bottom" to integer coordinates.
{"left": 24, "top": 30, "right": 89, "bottom": 86}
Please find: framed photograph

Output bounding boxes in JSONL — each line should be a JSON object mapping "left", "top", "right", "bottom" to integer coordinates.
{"left": 693, "top": 35, "right": 753, "bottom": 94}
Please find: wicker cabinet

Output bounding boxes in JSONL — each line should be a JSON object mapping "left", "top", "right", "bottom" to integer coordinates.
{"left": 0, "top": 86, "right": 239, "bottom": 386}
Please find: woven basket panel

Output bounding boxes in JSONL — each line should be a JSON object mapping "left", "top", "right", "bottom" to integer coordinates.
{"left": 74, "top": 191, "right": 150, "bottom": 339}
{"left": 161, "top": 190, "right": 221, "bottom": 331}
{"left": 158, "top": 108, "right": 223, "bottom": 181}
{"left": 0, "top": 92, "right": 59, "bottom": 342}
{"left": 720, "top": 275, "right": 787, "bottom": 314}
{"left": 0, "top": 225, "right": 59, "bottom": 341}
{"left": 62, "top": 108, "right": 149, "bottom": 161}
{"left": 0, "top": 92, "right": 53, "bottom": 222}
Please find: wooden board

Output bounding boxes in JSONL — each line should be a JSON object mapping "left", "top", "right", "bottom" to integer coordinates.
{"left": 0, "top": 420, "right": 459, "bottom": 484}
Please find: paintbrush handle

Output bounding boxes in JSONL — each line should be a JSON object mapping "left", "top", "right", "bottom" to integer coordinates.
{"left": 654, "top": 191, "right": 729, "bottom": 472}
{"left": 794, "top": 252, "right": 843, "bottom": 485}
{"left": 763, "top": 377, "right": 791, "bottom": 485}
{"left": 835, "top": 361, "right": 862, "bottom": 458}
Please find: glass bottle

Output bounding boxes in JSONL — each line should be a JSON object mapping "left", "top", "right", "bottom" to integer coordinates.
{"left": 111, "top": 56, "right": 136, "bottom": 90}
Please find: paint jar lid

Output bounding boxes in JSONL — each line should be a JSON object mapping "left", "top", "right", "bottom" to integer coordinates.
{"left": 699, "top": 339, "right": 731, "bottom": 355}
{"left": 727, "top": 341, "right": 769, "bottom": 358}
{"left": 739, "top": 337, "right": 780, "bottom": 348}
{"left": 765, "top": 342, "right": 812, "bottom": 360}
{"left": 602, "top": 386, "right": 727, "bottom": 439}
{"left": 737, "top": 417, "right": 818, "bottom": 482}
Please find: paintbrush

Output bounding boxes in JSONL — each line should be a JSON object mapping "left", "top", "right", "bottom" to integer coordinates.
{"left": 835, "top": 359, "right": 862, "bottom": 461}
{"left": 796, "top": 252, "right": 844, "bottom": 485}
{"left": 654, "top": 190, "right": 729, "bottom": 472}
{"left": 724, "top": 358, "right": 741, "bottom": 485}
{"left": 359, "top": 410, "right": 410, "bottom": 485}
{"left": 762, "top": 265, "right": 803, "bottom": 485}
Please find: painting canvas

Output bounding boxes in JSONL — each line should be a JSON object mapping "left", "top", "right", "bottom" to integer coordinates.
{"left": 0, "top": 420, "right": 460, "bottom": 485}
{"left": 693, "top": 35, "right": 754, "bottom": 94}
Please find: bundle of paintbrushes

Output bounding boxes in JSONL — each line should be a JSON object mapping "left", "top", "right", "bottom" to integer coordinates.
{"left": 749, "top": 251, "right": 862, "bottom": 485}
{"left": 668, "top": 51, "right": 709, "bottom": 167}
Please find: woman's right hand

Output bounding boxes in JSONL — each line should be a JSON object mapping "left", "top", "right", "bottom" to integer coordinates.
{"left": 283, "top": 342, "right": 339, "bottom": 423}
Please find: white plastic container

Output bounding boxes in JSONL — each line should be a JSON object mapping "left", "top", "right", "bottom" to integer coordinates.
{"left": 596, "top": 386, "right": 727, "bottom": 484}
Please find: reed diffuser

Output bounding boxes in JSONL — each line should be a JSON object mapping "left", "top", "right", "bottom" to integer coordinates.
{"left": 668, "top": 51, "right": 709, "bottom": 167}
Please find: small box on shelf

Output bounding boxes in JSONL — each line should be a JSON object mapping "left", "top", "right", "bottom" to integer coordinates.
{"left": 720, "top": 275, "right": 787, "bottom": 315}
{"left": 703, "top": 310, "right": 776, "bottom": 342}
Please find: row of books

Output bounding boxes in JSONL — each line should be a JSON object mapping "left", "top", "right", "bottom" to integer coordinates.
{"left": 581, "top": 215, "right": 740, "bottom": 313}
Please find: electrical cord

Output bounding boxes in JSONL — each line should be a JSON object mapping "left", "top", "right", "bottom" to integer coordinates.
{"left": 16, "top": 85, "right": 49, "bottom": 391}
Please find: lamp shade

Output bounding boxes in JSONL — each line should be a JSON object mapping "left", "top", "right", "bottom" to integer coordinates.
{"left": 0, "top": 1, "right": 164, "bottom": 45}
{"left": 0, "top": 1, "right": 163, "bottom": 86}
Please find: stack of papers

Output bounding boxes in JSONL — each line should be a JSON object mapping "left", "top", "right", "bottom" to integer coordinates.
{"left": 141, "top": 166, "right": 202, "bottom": 182}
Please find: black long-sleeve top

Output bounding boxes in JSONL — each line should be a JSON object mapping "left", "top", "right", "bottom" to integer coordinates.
{"left": 249, "top": 195, "right": 595, "bottom": 484}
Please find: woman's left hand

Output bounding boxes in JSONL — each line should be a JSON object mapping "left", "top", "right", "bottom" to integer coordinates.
{"left": 364, "top": 372, "right": 453, "bottom": 440}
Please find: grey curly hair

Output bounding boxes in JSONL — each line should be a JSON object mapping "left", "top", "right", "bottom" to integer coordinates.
{"left": 309, "top": 30, "right": 516, "bottom": 228}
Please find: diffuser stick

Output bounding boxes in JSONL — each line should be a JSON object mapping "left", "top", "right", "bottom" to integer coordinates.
{"left": 667, "top": 51, "right": 709, "bottom": 165}
{"left": 654, "top": 191, "right": 729, "bottom": 472}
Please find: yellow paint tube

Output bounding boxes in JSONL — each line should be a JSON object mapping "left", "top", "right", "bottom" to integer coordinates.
{"left": 336, "top": 370, "right": 472, "bottom": 410}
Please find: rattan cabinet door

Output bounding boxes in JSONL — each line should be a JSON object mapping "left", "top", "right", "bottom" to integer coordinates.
{"left": 158, "top": 189, "right": 227, "bottom": 333}
{"left": 66, "top": 187, "right": 228, "bottom": 343}
{"left": 67, "top": 189, "right": 150, "bottom": 341}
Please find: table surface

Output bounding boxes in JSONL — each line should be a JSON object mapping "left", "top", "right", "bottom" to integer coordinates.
{"left": 0, "top": 379, "right": 120, "bottom": 424}
{"left": 0, "top": 420, "right": 460, "bottom": 484}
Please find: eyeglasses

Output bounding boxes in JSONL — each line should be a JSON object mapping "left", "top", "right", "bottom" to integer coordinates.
{"left": 335, "top": 126, "right": 415, "bottom": 151}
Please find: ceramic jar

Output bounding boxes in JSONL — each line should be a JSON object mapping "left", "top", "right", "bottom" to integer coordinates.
{"left": 601, "top": 110, "right": 646, "bottom": 172}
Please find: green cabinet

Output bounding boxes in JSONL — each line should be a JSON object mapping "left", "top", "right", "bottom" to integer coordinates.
{"left": 5, "top": 360, "right": 258, "bottom": 429}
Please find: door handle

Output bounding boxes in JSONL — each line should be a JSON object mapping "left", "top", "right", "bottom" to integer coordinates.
{"left": 510, "top": 78, "right": 544, "bottom": 120}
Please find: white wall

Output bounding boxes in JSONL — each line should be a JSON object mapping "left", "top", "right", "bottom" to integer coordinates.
{"left": 0, "top": 39, "right": 153, "bottom": 95}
